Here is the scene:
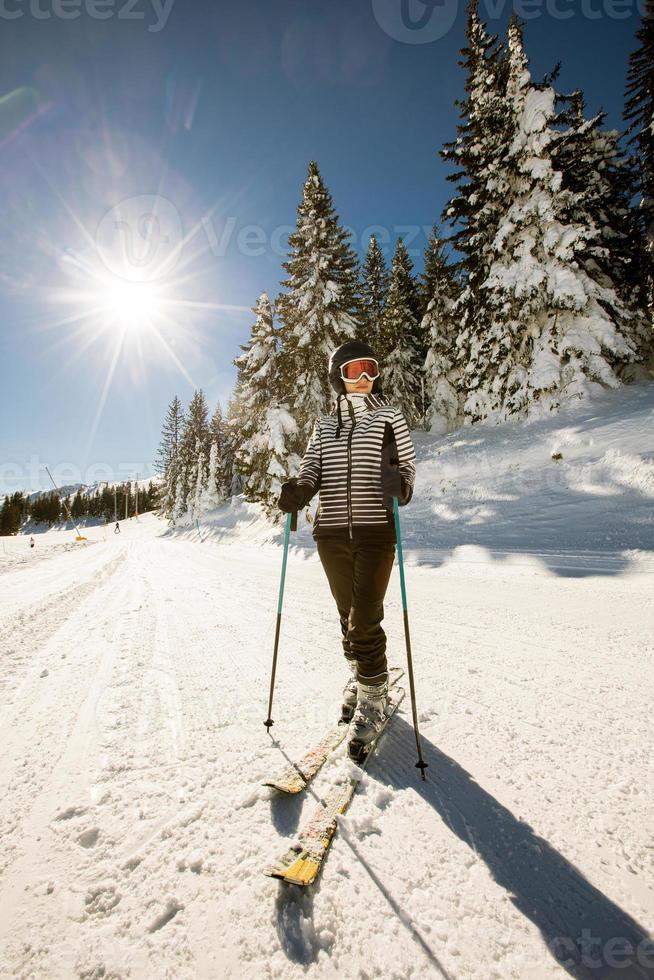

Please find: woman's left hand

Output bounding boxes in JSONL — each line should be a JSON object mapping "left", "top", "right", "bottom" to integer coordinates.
{"left": 278, "top": 477, "right": 308, "bottom": 513}
{"left": 381, "top": 442, "right": 409, "bottom": 509}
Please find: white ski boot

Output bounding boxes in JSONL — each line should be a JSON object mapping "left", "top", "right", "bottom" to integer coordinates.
{"left": 348, "top": 677, "right": 389, "bottom": 761}
{"left": 341, "top": 661, "right": 359, "bottom": 723}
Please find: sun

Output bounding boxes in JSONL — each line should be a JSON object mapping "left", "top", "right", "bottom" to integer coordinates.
{"left": 39, "top": 190, "right": 250, "bottom": 457}
{"left": 99, "top": 279, "right": 162, "bottom": 330}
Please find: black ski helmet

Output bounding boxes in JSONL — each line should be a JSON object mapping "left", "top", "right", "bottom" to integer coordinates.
{"left": 328, "top": 340, "right": 382, "bottom": 396}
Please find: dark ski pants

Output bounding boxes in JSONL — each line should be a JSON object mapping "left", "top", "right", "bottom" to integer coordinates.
{"left": 316, "top": 537, "right": 396, "bottom": 685}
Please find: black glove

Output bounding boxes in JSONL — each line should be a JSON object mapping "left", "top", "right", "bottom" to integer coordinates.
{"left": 381, "top": 442, "right": 411, "bottom": 510}
{"left": 278, "top": 478, "right": 309, "bottom": 513}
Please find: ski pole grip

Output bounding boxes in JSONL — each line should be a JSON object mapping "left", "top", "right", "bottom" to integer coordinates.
{"left": 291, "top": 510, "right": 298, "bottom": 532}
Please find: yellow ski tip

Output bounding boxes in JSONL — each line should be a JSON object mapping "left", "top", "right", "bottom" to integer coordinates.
{"left": 279, "top": 853, "right": 321, "bottom": 886}
{"left": 264, "top": 851, "right": 321, "bottom": 887}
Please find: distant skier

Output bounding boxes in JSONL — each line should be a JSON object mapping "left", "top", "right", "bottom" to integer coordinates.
{"left": 29, "top": 536, "right": 35, "bottom": 549}
{"left": 114, "top": 522, "right": 120, "bottom": 534}
{"left": 278, "top": 341, "right": 416, "bottom": 751}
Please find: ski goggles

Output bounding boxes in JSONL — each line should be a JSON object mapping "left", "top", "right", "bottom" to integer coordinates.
{"left": 339, "top": 358, "right": 380, "bottom": 382}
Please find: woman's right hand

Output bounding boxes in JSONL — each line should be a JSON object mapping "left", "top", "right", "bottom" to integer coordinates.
{"left": 278, "top": 478, "right": 307, "bottom": 513}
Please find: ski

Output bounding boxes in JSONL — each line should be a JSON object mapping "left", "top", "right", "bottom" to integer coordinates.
{"left": 262, "top": 667, "right": 404, "bottom": 795}
{"left": 262, "top": 721, "right": 349, "bottom": 794}
{"left": 263, "top": 685, "right": 405, "bottom": 886}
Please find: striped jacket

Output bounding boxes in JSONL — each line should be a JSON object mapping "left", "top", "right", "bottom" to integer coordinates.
{"left": 296, "top": 392, "right": 417, "bottom": 544}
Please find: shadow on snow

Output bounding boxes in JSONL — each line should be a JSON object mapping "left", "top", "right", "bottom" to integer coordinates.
{"left": 273, "top": 717, "right": 653, "bottom": 978}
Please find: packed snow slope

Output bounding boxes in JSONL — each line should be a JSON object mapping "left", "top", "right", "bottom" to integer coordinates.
{"left": 0, "top": 384, "right": 652, "bottom": 980}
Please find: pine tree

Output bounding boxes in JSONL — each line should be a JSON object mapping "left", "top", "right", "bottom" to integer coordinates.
{"left": 232, "top": 292, "right": 292, "bottom": 509}
{"left": 421, "top": 226, "right": 454, "bottom": 312}
{"left": 442, "top": 11, "right": 642, "bottom": 423}
{"left": 32, "top": 491, "right": 59, "bottom": 526}
{"left": 210, "top": 401, "right": 231, "bottom": 502}
{"left": 277, "top": 161, "right": 360, "bottom": 442}
{"left": 359, "top": 234, "right": 389, "bottom": 350}
{"left": 421, "top": 227, "right": 461, "bottom": 431}
{"left": 440, "top": 1, "right": 512, "bottom": 422}
{"left": 179, "top": 390, "right": 211, "bottom": 516}
{"left": 380, "top": 239, "right": 423, "bottom": 427}
{"left": 258, "top": 402, "right": 304, "bottom": 522}
{"left": 156, "top": 395, "right": 185, "bottom": 519}
{"left": 46, "top": 493, "right": 61, "bottom": 526}
{"left": 479, "top": 19, "right": 638, "bottom": 418}
{"left": 440, "top": 1, "right": 510, "bottom": 285}
{"left": 625, "top": 0, "right": 654, "bottom": 333}
{"left": 173, "top": 472, "right": 187, "bottom": 525}
{"left": 0, "top": 493, "right": 23, "bottom": 535}
{"left": 71, "top": 490, "right": 85, "bottom": 520}
{"left": 201, "top": 442, "right": 222, "bottom": 513}
{"left": 555, "top": 91, "right": 651, "bottom": 365}
{"left": 189, "top": 450, "right": 206, "bottom": 523}
{"left": 224, "top": 394, "right": 245, "bottom": 498}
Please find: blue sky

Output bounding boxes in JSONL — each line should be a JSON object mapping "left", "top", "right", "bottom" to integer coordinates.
{"left": 0, "top": 0, "right": 644, "bottom": 494}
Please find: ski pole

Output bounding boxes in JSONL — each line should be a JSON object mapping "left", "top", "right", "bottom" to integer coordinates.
{"left": 264, "top": 509, "right": 298, "bottom": 731}
{"left": 393, "top": 495, "right": 428, "bottom": 779}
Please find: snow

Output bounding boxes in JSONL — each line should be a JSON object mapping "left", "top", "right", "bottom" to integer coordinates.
{"left": 0, "top": 386, "right": 653, "bottom": 978}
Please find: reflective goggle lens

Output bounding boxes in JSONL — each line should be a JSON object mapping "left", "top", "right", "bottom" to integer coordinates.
{"left": 340, "top": 359, "right": 379, "bottom": 381}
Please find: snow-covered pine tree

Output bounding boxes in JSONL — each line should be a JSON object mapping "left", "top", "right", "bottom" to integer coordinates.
{"left": 421, "top": 227, "right": 461, "bottom": 431}
{"left": 477, "top": 19, "right": 639, "bottom": 419}
{"left": 554, "top": 91, "right": 652, "bottom": 367}
{"left": 172, "top": 470, "right": 187, "bottom": 526}
{"left": 420, "top": 225, "right": 454, "bottom": 313}
{"left": 231, "top": 292, "right": 292, "bottom": 510}
{"left": 224, "top": 394, "right": 245, "bottom": 498}
{"left": 440, "top": 1, "right": 512, "bottom": 423}
{"left": 258, "top": 402, "right": 304, "bottom": 522}
{"left": 155, "top": 395, "right": 185, "bottom": 519}
{"left": 379, "top": 239, "right": 424, "bottom": 427}
{"left": 210, "top": 401, "right": 231, "bottom": 502}
{"left": 443, "top": 11, "right": 641, "bottom": 422}
{"left": 359, "top": 234, "right": 389, "bottom": 351}
{"left": 189, "top": 449, "right": 206, "bottom": 523}
{"left": 277, "top": 161, "right": 360, "bottom": 443}
{"left": 200, "top": 443, "right": 222, "bottom": 513}
{"left": 179, "top": 390, "right": 211, "bottom": 514}
{"left": 625, "top": 0, "right": 654, "bottom": 334}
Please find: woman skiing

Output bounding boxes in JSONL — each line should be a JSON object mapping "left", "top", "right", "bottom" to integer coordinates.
{"left": 278, "top": 340, "right": 416, "bottom": 752}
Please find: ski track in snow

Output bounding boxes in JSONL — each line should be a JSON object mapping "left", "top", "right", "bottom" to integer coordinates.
{"left": 0, "top": 388, "right": 653, "bottom": 979}
{"left": 0, "top": 525, "right": 651, "bottom": 979}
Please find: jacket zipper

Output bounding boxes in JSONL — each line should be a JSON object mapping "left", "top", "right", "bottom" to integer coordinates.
{"left": 346, "top": 419, "right": 355, "bottom": 540}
